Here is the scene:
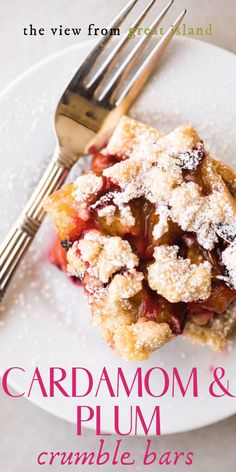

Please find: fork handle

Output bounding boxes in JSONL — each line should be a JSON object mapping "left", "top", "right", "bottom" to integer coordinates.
{"left": 0, "top": 147, "right": 76, "bottom": 302}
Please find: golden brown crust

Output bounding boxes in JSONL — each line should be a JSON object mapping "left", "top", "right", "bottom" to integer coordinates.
{"left": 211, "top": 157, "right": 236, "bottom": 198}
{"left": 107, "top": 115, "right": 164, "bottom": 157}
{"left": 184, "top": 302, "right": 236, "bottom": 351}
{"left": 184, "top": 158, "right": 236, "bottom": 350}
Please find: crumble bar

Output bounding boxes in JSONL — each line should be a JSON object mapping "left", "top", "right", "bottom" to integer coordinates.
{"left": 45, "top": 116, "right": 236, "bottom": 360}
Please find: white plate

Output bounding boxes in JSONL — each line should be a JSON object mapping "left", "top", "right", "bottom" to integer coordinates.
{"left": 0, "top": 37, "right": 236, "bottom": 436}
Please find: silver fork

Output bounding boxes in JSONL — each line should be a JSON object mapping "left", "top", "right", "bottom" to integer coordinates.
{"left": 0, "top": 0, "right": 186, "bottom": 301}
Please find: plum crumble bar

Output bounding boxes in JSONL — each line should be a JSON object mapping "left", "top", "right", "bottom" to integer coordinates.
{"left": 45, "top": 116, "right": 236, "bottom": 360}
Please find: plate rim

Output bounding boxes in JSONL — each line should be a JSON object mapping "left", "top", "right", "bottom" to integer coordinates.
{"left": 0, "top": 35, "right": 235, "bottom": 101}
{"left": 1, "top": 36, "right": 236, "bottom": 436}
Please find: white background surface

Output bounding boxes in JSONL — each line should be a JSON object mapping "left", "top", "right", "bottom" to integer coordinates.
{"left": 0, "top": 1, "right": 236, "bottom": 471}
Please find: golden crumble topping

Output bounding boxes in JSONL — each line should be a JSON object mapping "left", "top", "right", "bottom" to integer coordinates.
{"left": 108, "top": 271, "right": 143, "bottom": 300}
{"left": 113, "top": 319, "right": 172, "bottom": 361}
{"left": 148, "top": 245, "right": 212, "bottom": 303}
{"left": 107, "top": 115, "right": 163, "bottom": 157}
{"left": 73, "top": 173, "right": 103, "bottom": 202}
{"left": 68, "top": 231, "right": 139, "bottom": 284}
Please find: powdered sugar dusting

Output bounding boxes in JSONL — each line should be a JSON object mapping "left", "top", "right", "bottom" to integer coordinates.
{"left": 148, "top": 245, "right": 212, "bottom": 303}
{"left": 73, "top": 173, "right": 103, "bottom": 202}
{"left": 153, "top": 205, "right": 169, "bottom": 240}
{"left": 178, "top": 147, "right": 205, "bottom": 170}
{"left": 103, "top": 120, "right": 236, "bottom": 251}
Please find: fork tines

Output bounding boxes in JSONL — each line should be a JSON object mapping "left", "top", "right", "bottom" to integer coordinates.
{"left": 72, "top": 0, "right": 186, "bottom": 108}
